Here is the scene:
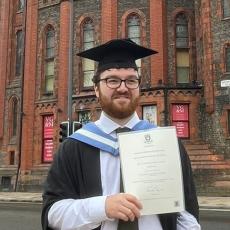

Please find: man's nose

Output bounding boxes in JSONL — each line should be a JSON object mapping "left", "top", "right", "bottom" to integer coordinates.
{"left": 117, "top": 80, "right": 128, "bottom": 91}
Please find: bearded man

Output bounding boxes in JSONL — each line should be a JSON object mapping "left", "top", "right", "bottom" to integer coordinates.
{"left": 42, "top": 39, "right": 200, "bottom": 230}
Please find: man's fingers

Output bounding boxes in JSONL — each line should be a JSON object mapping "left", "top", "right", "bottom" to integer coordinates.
{"left": 117, "top": 211, "right": 129, "bottom": 221}
{"left": 120, "top": 198, "right": 141, "bottom": 219}
{"left": 124, "top": 194, "right": 143, "bottom": 209}
{"left": 105, "top": 193, "right": 142, "bottom": 220}
{"left": 119, "top": 206, "right": 136, "bottom": 221}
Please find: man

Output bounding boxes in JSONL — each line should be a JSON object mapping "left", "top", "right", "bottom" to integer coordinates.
{"left": 42, "top": 39, "right": 200, "bottom": 230}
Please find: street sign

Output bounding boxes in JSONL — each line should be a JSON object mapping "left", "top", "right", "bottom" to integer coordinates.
{"left": 221, "top": 80, "right": 230, "bottom": 87}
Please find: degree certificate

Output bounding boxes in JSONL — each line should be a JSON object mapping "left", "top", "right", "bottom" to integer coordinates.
{"left": 117, "top": 126, "right": 185, "bottom": 215}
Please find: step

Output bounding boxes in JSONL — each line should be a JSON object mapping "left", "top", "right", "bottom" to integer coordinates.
{"left": 214, "top": 174, "right": 230, "bottom": 181}
{"left": 187, "top": 150, "right": 214, "bottom": 156}
{"left": 191, "top": 161, "right": 229, "bottom": 165}
{"left": 192, "top": 164, "right": 230, "bottom": 170}
{"left": 189, "top": 154, "right": 224, "bottom": 161}
{"left": 196, "top": 185, "right": 230, "bottom": 196}
{"left": 212, "top": 181, "right": 230, "bottom": 188}
{"left": 185, "top": 144, "right": 209, "bottom": 150}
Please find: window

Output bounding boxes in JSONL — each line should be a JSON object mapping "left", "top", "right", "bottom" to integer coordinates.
{"left": 15, "top": 30, "right": 23, "bottom": 76}
{"left": 223, "top": 0, "right": 230, "bottom": 18}
{"left": 228, "top": 110, "right": 230, "bottom": 136}
{"left": 44, "top": 26, "right": 55, "bottom": 93}
{"left": 176, "top": 50, "right": 190, "bottom": 83}
{"left": 142, "top": 105, "right": 157, "bottom": 125}
{"left": 9, "top": 151, "right": 15, "bottom": 165}
{"left": 82, "top": 19, "right": 95, "bottom": 87}
{"left": 176, "top": 13, "right": 189, "bottom": 83}
{"left": 12, "top": 98, "right": 18, "bottom": 137}
{"left": 78, "top": 110, "right": 91, "bottom": 124}
{"left": 1, "top": 176, "right": 11, "bottom": 190}
{"left": 127, "top": 14, "right": 141, "bottom": 73}
{"left": 226, "top": 46, "right": 230, "bottom": 72}
{"left": 42, "top": 115, "right": 54, "bottom": 163}
{"left": 18, "top": 0, "right": 24, "bottom": 11}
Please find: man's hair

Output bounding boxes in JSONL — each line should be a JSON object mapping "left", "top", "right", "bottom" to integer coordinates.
{"left": 92, "top": 69, "right": 103, "bottom": 84}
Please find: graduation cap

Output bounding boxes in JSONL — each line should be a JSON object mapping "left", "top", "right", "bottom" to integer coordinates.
{"left": 77, "top": 38, "right": 158, "bottom": 74}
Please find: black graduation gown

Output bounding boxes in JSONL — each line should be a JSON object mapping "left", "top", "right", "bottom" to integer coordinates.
{"left": 41, "top": 138, "right": 199, "bottom": 230}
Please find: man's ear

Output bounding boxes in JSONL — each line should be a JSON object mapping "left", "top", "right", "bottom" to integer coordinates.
{"left": 94, "top": 84, "right": 99, "bottom": 98}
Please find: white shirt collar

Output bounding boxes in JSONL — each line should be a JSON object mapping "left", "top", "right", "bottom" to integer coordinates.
{"left": 95, "top": 111, "right": 140, "bottom": 135}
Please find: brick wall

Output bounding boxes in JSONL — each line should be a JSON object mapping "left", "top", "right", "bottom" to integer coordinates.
{"left": 0, "top": 0, "right": 229, "bottom": 190}
{"left": 197, "top": 0, "right": 230, "bottom": 158}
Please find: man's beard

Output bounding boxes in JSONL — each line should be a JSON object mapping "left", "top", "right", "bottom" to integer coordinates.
{"left": 98, "top": 90, "right": 139, "bottom": 119}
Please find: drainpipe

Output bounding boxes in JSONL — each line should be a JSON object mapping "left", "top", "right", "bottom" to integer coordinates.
{"left": 15, "top": 0, "right": 27, "bottom": 191}
{"left": 163, "top": 87, "right": 169, "bottom": 126}
{"left": 67, "top": 0, "right": 74, "bottom": 129}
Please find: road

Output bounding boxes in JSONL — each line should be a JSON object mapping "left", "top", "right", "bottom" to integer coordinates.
{"left": 0, "top": 202, "right": 42, "bottom": 230}
{"left": 0, "top": 202, "right": 229, "bottom": 229}
{"left": 200, "top": 209, "right": 230, "bottom": 230}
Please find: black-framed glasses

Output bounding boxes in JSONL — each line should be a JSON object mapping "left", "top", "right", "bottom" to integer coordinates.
{"left": 97, "top": 77, "right": 141, "bottom": 89}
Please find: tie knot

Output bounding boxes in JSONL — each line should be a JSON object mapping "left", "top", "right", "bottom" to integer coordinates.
{"left": 116, "top": 127, "right": 131, "bottom": 133}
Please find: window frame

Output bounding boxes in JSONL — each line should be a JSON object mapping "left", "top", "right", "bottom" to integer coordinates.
{"left": 175, "top": 12, "right": 191, "bottom": 85}
{"left": 142, "top": 105, "right": 158, "bottom": 125}
{"left": 222, "top": 0, "right": 230, "bottom": 19}
{"left": 9, "top": 97, "right": 19, "bottom": 140}
{"left": 81, "top": 18, "right": 95, "bottom": 89}
{"left": 15, "top": 30, "right": 23, "bottom": 76}
{"left": 228, "top": 110, "right": 230, "bottom": 137}
{"left": 43, "top": 25, "right": 55, "bottom": 95}
{"left": 126, "top": 13, "right": 142, "bottom": 74}
{"left": 12, "top": 98, "right": 18, "bottom": 137}
{"left": 17, "top": 0, "right": 25, "bottom": 12}
{"left": 225, "top": 45, "right": 230, "bottom": 73}
{"left": 78, "top": 110, "right": 92, "bottom": 124}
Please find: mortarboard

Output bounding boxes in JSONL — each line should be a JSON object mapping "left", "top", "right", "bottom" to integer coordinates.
{"left": 77, "top": 38, "right": 158, "bottom": 73}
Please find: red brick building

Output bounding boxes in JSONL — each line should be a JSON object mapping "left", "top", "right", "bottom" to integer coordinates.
{"left": 0, "top": 0, "right": 230, "bottom": 193}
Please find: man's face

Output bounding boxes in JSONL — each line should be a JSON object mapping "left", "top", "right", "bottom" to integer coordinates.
{"left": 94, "top": 68, "right": 140, "bottom": 119}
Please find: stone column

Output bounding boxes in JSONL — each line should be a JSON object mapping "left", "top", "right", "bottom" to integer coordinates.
{"left": 20, "top": 0, "right": 38, "bottom": 171}
{"left": 101, "top": 0, "right": 118, "bottom": 43}
{"left": 0, "top": 0, "right": 10, "bottom": 138}
{"left": 58, "top": 0, "right": 71, "bottom": 120}
{"left": 150, "top": 0, "right": 168, "bottom": 85}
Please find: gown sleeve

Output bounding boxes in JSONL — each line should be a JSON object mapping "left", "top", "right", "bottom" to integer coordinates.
{"left": 41, "top": 138, "right": 102, "bottom": 230}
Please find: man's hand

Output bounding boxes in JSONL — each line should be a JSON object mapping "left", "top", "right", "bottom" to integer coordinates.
{"left": 105, "top": 193, "right": 142, "bottom": 221}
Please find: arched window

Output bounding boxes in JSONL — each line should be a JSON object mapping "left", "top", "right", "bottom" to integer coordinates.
{"left": 223, "top": 0, "right": 230, "bottom": 18}
{"left": 82, "top": 18, "right": 95, "bottom": 87}
{"left": 175, "top": 13, "right": 190, "bottom": 84}
{"left": 225, "top": 45, "right": 230, "bottom": 72}
{"left": 44, "top": 26, "right": 55, "bottom": 93}
{"left": 11, "top": 98, "right": 18, "bottom": 137}
{"left": 18, "top": 0, "right": 25, "bottom": 11}
{"left": 15, "top": 30, "right": 23, "bottom": 76}
{"left": 127, "top": 14, "right": 141, "bottom": 72}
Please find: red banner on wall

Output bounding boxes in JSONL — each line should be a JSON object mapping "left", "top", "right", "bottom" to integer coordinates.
{"left": 43, "top": 139, "right": 54, "bottom": 162}
{"left": 172, "top": 104, "right": 188, "bottom": 121}
{"left": 43, "top": 115, "right": 54, "bottom": 162}
{"left": 173, "top": 121, "right": 189, "bottom": 138}
{"left": 43, "top": 115, "right": 54, "bottom": 138}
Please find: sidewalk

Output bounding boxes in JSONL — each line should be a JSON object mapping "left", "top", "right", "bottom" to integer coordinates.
{"left": 0, "top": 192, "right": 42, "bottom": 203}
{"left": 198, "top": 196, "right": 230, "bottom": 210}
{"left": 0, "top": 192, "right": 230, "bottom": 210}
